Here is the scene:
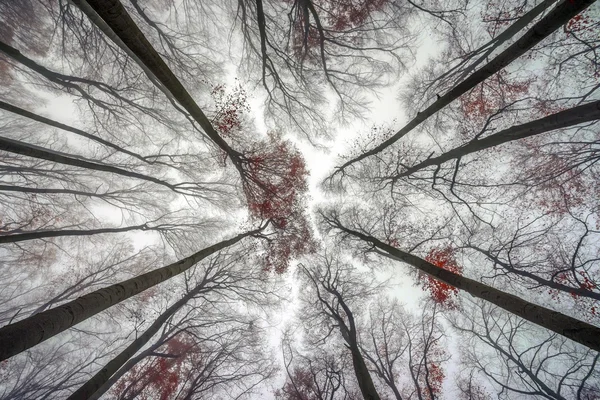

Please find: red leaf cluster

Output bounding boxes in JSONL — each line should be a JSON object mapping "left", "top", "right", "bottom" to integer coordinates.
{"left": 548, "top": 270, "right": 598, "bottom": 316}
{"left": 211, "top": 81, "right": 250, "bottom": 138}
{"left": 241, "top": 132, "right": 316, "bottom": 273}
{"left": 111, "top": 335, "right": 200, "bottom": 400}
{"left": 566, "top": 11, "right": 594, "bottom": 35}
{"left": 420, "top": 246, "right": 462, "bottom": 309}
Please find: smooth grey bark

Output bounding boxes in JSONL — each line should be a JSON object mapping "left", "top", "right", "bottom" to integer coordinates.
{"left": 333, "top": 0, "right": 597, "bottom": 175}
{"left": 323, "top": 215, "right": 600, "bottom": 352}
{"left": 72, "top": 0, "right": 177, "bottom": 105}
{"left": 0, "top": 135, "right": 178, "bottom": 190}
{"left": 77, "top": 0, "right": 243, "bottom": 165}
{"left": 0, "top": 225, "right": 264, "bottom": 361}
{"left": 67, "top": 279, "right": 209, "bottom": 400}
{"left": 0, "top": 100, "right": 153, "bottom": 164}
{"left": 0, "top": 223, "right": 151, "bottom": 244}
{"left": 396, "top": 100, "right": 600, "bottom": 178}
{"left": 0, "top": 184, "right": 122, "bottom": 199}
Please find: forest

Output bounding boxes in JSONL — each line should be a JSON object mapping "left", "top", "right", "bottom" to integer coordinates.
{"left": 0, "top": 0, "right": 599, "bottom": 398}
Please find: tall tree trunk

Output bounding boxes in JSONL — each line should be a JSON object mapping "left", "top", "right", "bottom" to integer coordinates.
{"left": 0, "top": 224, "right": 152, "bottom": 244}
{"left": 349, "top": 343, "right": 382, "bottom": 400}
{"left": 324, "top": 216, "right": 600, "bottom": 352}
{"left": 73, "top": 0, "right": 177, "bottom": 105}
{"left": 0, "top": 225, "right": 264, "bottom": 361}
{"left": 67, "top": 278, "right": 211, "bottom": 400}
{"left": 0, "top": 184, "right": 122, "bottom": 199}
{"left": 0, "top": 136, "right": 177, "bottom": 190}
{"left": 397, "top": 100, "right": 600, "bottom": 178}
{"left": 0, "top": 100, "right": 152, "bottom": 165}
{"left": 333, "top": 0, "right": 596, "bottom": 174}
{"left": 75, "top": 0, "right": 241, "bottom": 163}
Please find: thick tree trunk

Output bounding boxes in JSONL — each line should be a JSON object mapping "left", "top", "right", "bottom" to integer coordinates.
{"left": 0, "top": 100, "right": 151, "bottom": 164}
{"left": 0, "top": 226, "right": 263, "bottom": 361}
{"left": 67, "top": 280, "right": 209, "bottom": 400}
{"left": 76, "top": 0, "right": 239, "bottom": 160}
{"left": 327, "top": 219, "right": 600, "bottom": 352}
{"left": 73, "top": 0, "right": 177, "bottom": 105}
{"left": 398, "top": 100, "right": 600, "bottom": 178}
{"left": 334, "top": 0, "right": 596, "bottom": 174}
{"left": 0, "top": 136, "right": 176, "bottom": 190}
{"left": 349, "top": 344, "right": 382, "bottom": 400}
{"left": 0, "top": 224, "right": 150, "bottom": 244}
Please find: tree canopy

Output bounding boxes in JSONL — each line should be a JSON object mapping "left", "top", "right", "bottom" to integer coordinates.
{"left": 0, "top": 0, "right": 599, "bottom": 399}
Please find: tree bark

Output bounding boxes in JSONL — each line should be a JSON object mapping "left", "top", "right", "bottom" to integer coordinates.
{"left": 0, "top": 135, "right": 176, "bottom": 190}
{"left": 0, "top": 100, "right": 152, "bottom": 164}
{"left": 334, "top": 0, "right": 596, "bottom": 174}
{"left": 0, "top": 226, "right": 264, "bottom": 361}
{"left": 0, "top": 224, "right": 150, "bottom": 244}
{"left": 397, "top": 100, "right": 600, "bottom": 178}
{"left": 67, "top": 279, "right": 210, "bottom": 400}
{"left": 76, "top": 0, "right": 240, "bottom": 161}
{"left": 325, "top": 217, "right": 600, "bottom": 352}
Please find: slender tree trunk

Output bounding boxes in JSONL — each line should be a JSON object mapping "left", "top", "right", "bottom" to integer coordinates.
{"left": 334, "top": 0, "right": 596, "bottom": 174}
{"left": 67, "top": 279, "right": 210, "bottom": 400}
{"left": 76, "top": 0, "right": 240, "bottom": 161}
{"left": 0, "top": 184, "right": 120, "bottom": 198}
{"left": 0, "top": 224, "right": 151, "bottom": 244}
{"left": 0, "top": 226, "right": 264, "bottom": 361}
{"left": 0, "top": 100, "right": 152, "bottom": 164}
{"left": 453, "top": 0, "right": 557, "bottom": 82}
{"left": 0, "top": 136, "right": 176, "bottom": 190}
{"left": 325, "top": 217, "right": 600, "bottom": 352}
{"left": 397, "top": 100, "right": 600, "bottom": 178}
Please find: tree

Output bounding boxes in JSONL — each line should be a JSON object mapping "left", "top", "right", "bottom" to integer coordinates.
{"left": 450, "top": 298, "right": 600, "bottom": 399}
{"left": 320, "top": 208, "right": 600, "bottom": 351}
{"left": 330, "top": 0, "right": 596, "bottom": 178}
{"left": 298, "top": 256, "right": 383, "bottom": 400}
{"left": 360, "top": 297, "right": 449, "bottom": 400}
{"left": 0, "top": 224, "right": 267, "bottom": 361}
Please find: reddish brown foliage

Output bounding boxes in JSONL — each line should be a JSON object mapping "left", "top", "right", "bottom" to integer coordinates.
{"left": 211, "top": 81, "right": 250, "bottom": 138}
{"left": 423, "top": 363, "right": 445, "bottom": 399}
{"left": 459, "top": 71, "right": 531, "bottom": 131}
{"left": 566, "top": 10, "right": 594, "bottom": 35}
{"left": 240, "top": 132, "right": 315, "bottom": 273}
{"left": 419, "top": 246, "right": 462, "bottom": 308}
{"left": 111, "top": 335, "right": 200, "bottom": 400}
{"left": 548, "top": 270, "right": 599, "bottom": 316}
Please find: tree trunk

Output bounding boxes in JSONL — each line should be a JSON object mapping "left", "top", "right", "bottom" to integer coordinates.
{"left": 0, "top": 100, "right": 152, "bottom": 164}
{"left": 67, "top": 279, "right": 210, "bottom": 400}
{"left": 76, "top": 0, "right": 238, "bottom": 159}
{"left": 398, "top": 100, "right": 600, "bottom": 178}
{"left": 0, "top": 136, "right": 176, "bottom": 190}
{"left": 327, "top": 219, "right": 600, "bottom": 352}
{"left": 0, "top": 226, "right": 264, "bottom": 361}
{"left": 334, "top": 0, "right": 596, "bottom": 174}
{"left": 0, "top": 224, "right": 149, "bottom": 244}
{"left": 349, "top": 344, "right": 382, "bottom": 400}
